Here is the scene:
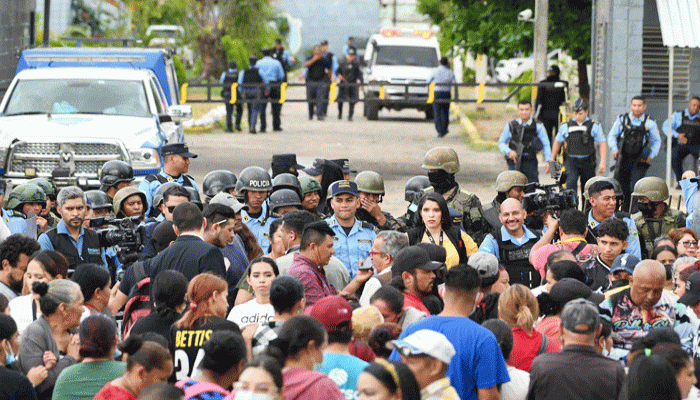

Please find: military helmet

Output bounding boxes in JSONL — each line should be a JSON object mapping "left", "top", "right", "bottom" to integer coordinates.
{"left": 421, "top": 147, "right": 460, "bottom": 174}
{"left": 153, "top": 182, "right": 183, "bottom": 207}
{"left": 607, "top": 177, "right": 624, "bottom": 198}
{"left": 203, "top": 170, "right": 237, "bottom": 198}
{"left": 184, "top": 187, "right": 203, "bottom": 210}
{"left": 404, "top": 175, "right": 431, "bottom": 202}
{"left": 354, "top": 170, "right": 385, "bottom": 195}
{"left": 28, "top": 178, "right": 58, "bottom": 200}
{"left": 99, "top": 160, "right": 134, "bottom": 187}
{"left": 5, "top": 183, "right": 46, "bottom": 211}
{"left": 632, "top": 177, "right": 669, "bottom": 202}
{"left": 495, "top": 170, "right": 528, "bottom": 193}
{"left": 272, "top": 173, "right": 303, "bottom": 199}
{"left": 238, "top": 166, "right": 272, "bottom": 192}
{"left": 299, "top": 176, "right": 322, "bottom": 195}
{"left": 269, "top": 188, "right": 302, "bottom": 212}
{"left": 85, "top": 190, "right": 113, "bottom": 210}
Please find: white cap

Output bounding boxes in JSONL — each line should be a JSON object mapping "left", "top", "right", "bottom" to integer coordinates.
{"left": 209, "top": 192, "right": 248, "bottom": 214}
{"left": 390, "top": 329, "right": 455, "bottom": 365}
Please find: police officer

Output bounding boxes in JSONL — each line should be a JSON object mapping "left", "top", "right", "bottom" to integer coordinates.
{"left": 421, "top": 147, "right": 488, "bottom": 244}
{"left": 137, "top": 142, "right": 198, "bottom": 215}
{"left": 83, "top": 190, "right": 113, "bottom": 228}
{"left": 482, "top": 170, "right": 528, "bottom": 232}
{"left": 550, "top": 98, "right": 607, "bottom": 194}
{"left": 608, "top": 95, "right": 661, "bottom": 212}
{"left": 331, "top": 158, "right": 356, "bottom": 181}
{"left": 219, "top": 61, "right": 243, "bottom": 132}
{"left": 582, "top": 176, "right": 625, "bottom": 214}
{"left": 354, "top": 171, "right": 406, "bottom": 232}
{"left": 38, "top": 186, "right": 106, "bottom": 270}
{"left": 535, "top": 65, "right": 568, "bottom": 142}
{"left": 299, "top": 175, "right": 323, "bottom": 219}
{"left": 272, "top": 38, "right": 294, "bottom": 82}
{"left": 325, "top": 180, "right": 376, "bottom": 277}
{"left": 498, "top": 99, "right": 552, "bottom": 183}
{"left": 269, "top": 189, "right": 302, "bottom": 216}
{"left": 271, "top": 173, "right": 302, "bottom": 200}
{"left": 664, "top": 97, "right": 700, "bottom": 181}
{"left": 203, "top": 170, "right": 237, "bottom": 203}
{"left": 479, "top": 198, "right": 542, "bottom": 288}
{"left": 429, "top": 57, "right": 457, "bottom": 137}
{"left": 238, "top": 56, "right": 265, "bottom": 133}
{"left": 99, "top": 160, "right": 134, "bottom": 200}
{"left": 3, "top": 183, "right": 46, "bottom": 237}
{"left": 631, "top": 177, "right": 686, "bottom": 258}
{"left": 304, "top": 45, "right": 332, "bottom": 120}
{"left": 398, "top": 175, "right": 431, "bottom": 229}
{"left": 336, "top": 47, "right": 363, "bottom": 121}
{"left": 238, "top": 166, "right": 276, "bottom": 250}
{"left": 586, "top": 179, "right": 641, "bottom": 259}
{"left": 257, "top": 48, "right": 285, "bottom": 132}
{"left": 28, "top": 178, "right": 60, "bottom": 230}
{"left": 271, "top": 153, "right": 304, "bottom": 178}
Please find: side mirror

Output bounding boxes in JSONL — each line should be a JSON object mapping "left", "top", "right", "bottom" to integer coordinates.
{"left": 158, "top": 114, "right": 173, "bottom": 123}
{"left": 167, "top": 105, "right": 193, "bottom": 123}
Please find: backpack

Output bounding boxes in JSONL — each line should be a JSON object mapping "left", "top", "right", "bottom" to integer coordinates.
{"left": 121, "top": 262, "right": 152, "bottom": 337}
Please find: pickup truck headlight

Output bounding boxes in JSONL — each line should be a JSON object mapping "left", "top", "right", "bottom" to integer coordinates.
{"left": 130, "top": 148, "right": 160, "bottom": 170}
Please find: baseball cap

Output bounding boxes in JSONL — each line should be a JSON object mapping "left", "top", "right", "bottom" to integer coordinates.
{"left": 610, "top": 253, "right": 641, "bottom": 276}
{"left": 162, "top": 143, "right": 198, "bottom": 158}
{"left": 329, "top": 180, "right": 359, "bottom": 197}
{"left": 467, "top": 251, "right": 499, "bottom": 287}
{"left": 394, "top": 246, "right": 443, "bottom": 275}
{"left": 391, "top": 329, "right": 456, "bottom": 365}
{"left": 303, "top": 158, "right": 325, "bottom": 176}
{"left": 561, "top": 298, "right": 600, "bottom": 334}
{"left": 209, "top": 192, "right": 248, "bottom": 214}
{"left": 308, "top": 295, "right": 353, "bottom": 333}
{"left": 679, "top": 271, "right": 700, "bottom": 306}
{"left": 331, "top": 159, "right": 357, "bottom": 174}
{"left": 272, "top": 154, "right": 305, "bottom": 172}
{"left": 549, "top": 277, "right": 605, "bottom": 305}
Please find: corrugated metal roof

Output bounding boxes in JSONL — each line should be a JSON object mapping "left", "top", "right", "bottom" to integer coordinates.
{"left": 656, "top": 0, "right": 700, "bottom": 48}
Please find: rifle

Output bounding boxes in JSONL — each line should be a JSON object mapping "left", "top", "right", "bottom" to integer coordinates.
{"left": 514, "top": 141, "right": 525, "bottom": 171}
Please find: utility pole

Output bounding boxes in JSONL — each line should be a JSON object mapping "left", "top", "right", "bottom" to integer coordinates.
{"left": 392, "top": 0, "right": 397, "bottom": 26}
{"left": 43, "top": 0, "right": 50, "bottom": 47}
{"left": 532, "top": 0, "right": 549, "bottom": 83}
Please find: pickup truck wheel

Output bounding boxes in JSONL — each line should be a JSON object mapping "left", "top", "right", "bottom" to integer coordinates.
{"left": 365, "top": 100, "right": 379, "bottom": 121}
{"left": 425, "top": 106, "right": 434, "bottom": 120}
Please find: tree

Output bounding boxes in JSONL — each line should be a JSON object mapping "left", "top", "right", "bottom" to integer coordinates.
{"left": 418, "top": 0, "right": 591, "bottom": 102}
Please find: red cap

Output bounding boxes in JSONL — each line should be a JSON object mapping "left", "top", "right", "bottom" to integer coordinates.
{"left": 308, "top": 295, "right": 353, "bottom": 333}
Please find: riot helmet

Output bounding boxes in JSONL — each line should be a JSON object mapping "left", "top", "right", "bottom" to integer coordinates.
{"left": 28, "top": 178, "right": 58, "bottom": 201}
{"left": 203, "top": 170, "right": 237, "bottom": 198}
{"left": 405, "top": 176, "right": 431, "bottom": 203}
{"left": 153, "top": 182, "right": 183, "bottom": 208}
{"left": 99, "top": 160, "right": 134, "bottom": 187}
{"left": 85, "top": 190, "right": 113, "bottom": 210}
{"left": 238, "top": 166, "right": 272, "bottom": 192}
{"left": 269, "top": 189, "right": 302, "bottom": 213}
{"left": 272, "top": 173, "right": 302, "bottom": 199}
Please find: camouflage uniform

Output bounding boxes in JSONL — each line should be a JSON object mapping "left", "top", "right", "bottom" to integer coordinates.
{"left": 633, "top": 207, "right": 686, "bottom": 257}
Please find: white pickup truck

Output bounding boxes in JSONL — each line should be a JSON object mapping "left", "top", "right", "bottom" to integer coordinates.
{"left": 0, "top": 67, "right": 190, "bottom": 188}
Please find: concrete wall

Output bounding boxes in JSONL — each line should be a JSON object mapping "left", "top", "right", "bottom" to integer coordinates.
{"left": 0, "top": 0, "right": 35, "bottom": 98}
{"left": 278, "top": 0, "right": 380, "bottom": 57}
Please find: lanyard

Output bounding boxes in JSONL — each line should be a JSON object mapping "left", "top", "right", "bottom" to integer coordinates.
{"left": 427, "top": 229, "right": 443, "bottom": 247}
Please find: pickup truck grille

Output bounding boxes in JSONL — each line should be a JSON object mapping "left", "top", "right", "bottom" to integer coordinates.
{"left": 7, "top": 142, "right": 124, "bottom": 177}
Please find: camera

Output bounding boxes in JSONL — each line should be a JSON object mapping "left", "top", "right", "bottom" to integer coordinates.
{"left": 518, "top": 9, "right": 533, "bottom": 22}
{"left": 522, "top": 164, "right": 577, "bottom": 218}
{"left": 91, "top": 216, "right": 147, "bottom": 265}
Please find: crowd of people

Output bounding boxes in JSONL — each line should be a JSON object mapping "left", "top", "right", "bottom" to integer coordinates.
{"left": 2, "top": 125, "right": 700, "bottom": 400}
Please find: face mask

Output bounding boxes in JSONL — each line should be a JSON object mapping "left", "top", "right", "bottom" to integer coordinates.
{"left": 3, "top": 341, "right": 16, "bottom": 365}
{"left": 427, "top": 171, "right": 456, "bottom": 194}
{"left": 637, "top": 202, "right": 654, "bottom": 217}
{"left": 235, "top": 391, "right": 275, "bottom": 400}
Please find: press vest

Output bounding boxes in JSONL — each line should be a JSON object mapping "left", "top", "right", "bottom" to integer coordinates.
{"left": 46, "top": 227, "right": 102, "bottom": 269}
{"left": 494, "top": 228, "right": 541, "bottom": 288}
{"left": 566, "top": 120, "right": 596, "bottom": 156}
{"left": 678, "top": 111, "right": 700, "bottom": 145}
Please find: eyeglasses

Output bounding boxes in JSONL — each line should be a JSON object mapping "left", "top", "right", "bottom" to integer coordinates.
{"left": 368, "top": 251, "right": 384, "bottom": 257}
{"left": 680, "top": 241, "right": 698, "bottom": 248}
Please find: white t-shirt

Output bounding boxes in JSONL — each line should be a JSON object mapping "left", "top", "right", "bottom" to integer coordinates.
{"left": 9, "top": 294, "right": 38, "bottom": 336}
{"left": 500, "top": 365, "right": 529, "bottom": 400}
{"left": 227, "top": 299, "right": 274, "bottom": 327}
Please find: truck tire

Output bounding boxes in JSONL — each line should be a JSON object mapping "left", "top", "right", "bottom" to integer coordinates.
{"left": 425, "top": 106, "right": 434, "bottom": 120}
{"left": 365, "top": 99, "right": 379, "bottom": 121}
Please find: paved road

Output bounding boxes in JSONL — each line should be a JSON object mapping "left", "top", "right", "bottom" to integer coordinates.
{"left": 185, "top": 88, "right": 550, "bottom": 216}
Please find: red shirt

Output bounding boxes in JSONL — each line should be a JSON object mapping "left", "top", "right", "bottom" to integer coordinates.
{"left": 93, "top": 382, "right": 136, "bottom": 400}
{"left": 510, "top": 326, "right": 560, "bottom": 372}
{"left": 531, "top": 241, "right": 600, "bottom": 277}
{"left": 403, "top": 292, "right": 430, "bottom": 315}
{"left": 288, "top": 253, "right": 337, "bottom": 310}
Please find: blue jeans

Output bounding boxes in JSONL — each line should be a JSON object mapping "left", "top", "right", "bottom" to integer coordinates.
{"left": 672, "top": 142, "right": 700, "bottom": 181}
{"left": 306, "top": 82, "right": 328, "bottom": 118}
{"left": 433, "top": 91, "right": 451, "bottom": 136}
{"left": 564, "top": 156, "right": 596, "bottom": 195}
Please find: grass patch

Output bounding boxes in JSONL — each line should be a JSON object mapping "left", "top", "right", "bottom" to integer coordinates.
{"left": 459, "top": 129, "right": 500, "bottom": 152}
{"left": 464, "top": 109, "right": 492, "bottom": 121}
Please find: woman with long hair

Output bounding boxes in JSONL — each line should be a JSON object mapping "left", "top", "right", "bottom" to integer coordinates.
{"left": 227, "top": 257, "right": 278, "bottom": 328}
{"left": 669, "top": 227, "right": 699, "bottom": 258}
{"left": 621, "top": 351, "right": 682, "bottom": 400}
{"left": 9, "top": 250, "right": 68, "bottom": 335}
{"left": 0, "top": 314, "right": 38, "bottom": 399}
{"left": 651, "top": 343, "right": 697, "bottom": 400}
{"left": 498, "top": 284, "right": 559, "bottom": 372}
{"left": 71, "top": 263, "right": 111, "bottom": 319}
{"left": 265, "top": 314, "right": 343, "bottom": 400}
{"left": 129, "top": 270, "right": 188, "bottom": 341}
{"left": 226, "top": 355, "right": 284, "bottom": 400}
{"left": 356, "top": 359, "right": 421, "bottom": 400}
{"left": 407, "top": 192, "right": 477, "bottom": 268}
{"left": 170, "top": 273, "right": 240, "bottom": 382}
{"left": 93, "top": 336, "right": 173, "bottom": 400}
{"left": 267, "top": 219, "right": 287, "bottom": 259}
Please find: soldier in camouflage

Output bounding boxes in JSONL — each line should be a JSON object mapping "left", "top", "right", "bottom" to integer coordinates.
{"left": 482, "top": 170, "right": 528, "bottom": 231}
{"left": 354, "top": 170, "right": 406, "bottom": 232}
{"left": 631, "top": 177, "right": 686, "bottom": 258}
{"left": 421, "top": 147, "right": 488, "bottom": 244}
{"left": 28, "top": 178, "right": 60, "bottom": 230}
{"left": 3, "top": 183, "right": 46, "bottom": 238}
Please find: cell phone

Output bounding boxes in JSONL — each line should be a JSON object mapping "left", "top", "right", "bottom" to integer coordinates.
{"left": 359, "top": 256, "right": 374, "bottom": 270}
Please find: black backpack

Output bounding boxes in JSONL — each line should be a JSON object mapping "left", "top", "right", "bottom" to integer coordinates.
{"left": 618, "top": 114, "right": 649, "bottom": 159}
{"left": 121, "top": 262, "right": 152, "bottom": 337}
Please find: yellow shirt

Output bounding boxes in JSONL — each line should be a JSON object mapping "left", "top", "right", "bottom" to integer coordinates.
{"left": 421, "top": 230, "right": 478, "bottom": 269}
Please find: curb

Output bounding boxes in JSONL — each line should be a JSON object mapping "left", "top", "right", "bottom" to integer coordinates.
{"left": 450, "top": 103, "right": 498, "bottom": 147}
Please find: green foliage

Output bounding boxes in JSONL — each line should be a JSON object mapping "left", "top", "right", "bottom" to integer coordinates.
{"left": 508, "top": 69, "right": 534, "bottom": 102}
{"left": 70, "top": 0, "right": 104, "bottom": 37}
{"left": 221, "top": 36, "right": 250, "bottom": 70}
{"left": 172, "top": 55, "right": 188, "bottom": 86}
{"left": 127, "top": 0, "right": 189, "bottom": 40}
{"left": 463, "top": 67, "right": 476, "bottom": 83}
{"left": 194, "top": 56, "right": 202, "bottom": 76}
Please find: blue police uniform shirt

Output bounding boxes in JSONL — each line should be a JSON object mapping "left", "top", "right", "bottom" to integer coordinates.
{"left": 325, "top": 215, "right": 375, "bottom": 278}
{"left": 607, "top": 112, "right": 661, "bottom": 159}
{"left": 479, "top": 225, "right": 540, "bottom": 261}
{"left": 429, "top": 65, "right": 456, "bottom": 92}
{"left": 255, "top": 56, "right": 285, "bottom": 84}
{"left": 681, "top": 178, "right": 698, "bottom": 228}
{"left": 3, "top": 209, "right": 36, "bottom": 238}
{"left": 219, "top": 68, "right": 238, "bottom": 85}
{"left": 498, "top": 117, "right": 552, "bottom": 160}
{"left": 137, "top": 170, "right": 199, "bottom": 216}
{"left": 38, "top": 219, "right": 108, "bottom": 269}
{"left": 241, "top": 201, "right": 276, "bottom": 253}
{"left": 662, "top": 108, "right": 700, "bottom": 139}
{"left": 554, "top": 117, "right": 606, "bottom": 158}
{"left": 587, "top": 210, "right": 641, "bottom": 260}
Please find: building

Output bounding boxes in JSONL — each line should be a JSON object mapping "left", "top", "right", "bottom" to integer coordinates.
{"left": 0, "top": 0, "right": 35, "bottom": 99}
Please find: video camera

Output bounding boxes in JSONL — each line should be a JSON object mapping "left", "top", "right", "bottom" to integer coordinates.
{"left": 90, "top": 216, "right": 147, "bottom": 265}
{"left": 521, "top": 161, "right": 577, "bottom": 218}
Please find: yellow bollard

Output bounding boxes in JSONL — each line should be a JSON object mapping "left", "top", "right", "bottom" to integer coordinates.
{"left": 279, "top": 82, "right": 287, "bottom": 104}
{"left": 329, "top": 82, "right": 338, "bottom": 103}
{"left": 476, "top": 83, "right": 486, "bottom": 104}
{"left": 427, "top": 82, "right": 435, "bottom": 104}
{"left": 230, "top": 83, "right": 238, "bottom": 104}
{"left": 180, "top": 83, "right": 188, "bottom": 104}
{"left": 379, "top": 85, "right": 386, "bottom": 100}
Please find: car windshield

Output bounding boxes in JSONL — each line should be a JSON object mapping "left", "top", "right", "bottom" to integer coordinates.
{"left": 374, "top": 45, "right": 438, "bottom": 67}
{"left": 3, "top": 79, "right": 151, "bottom": 118}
